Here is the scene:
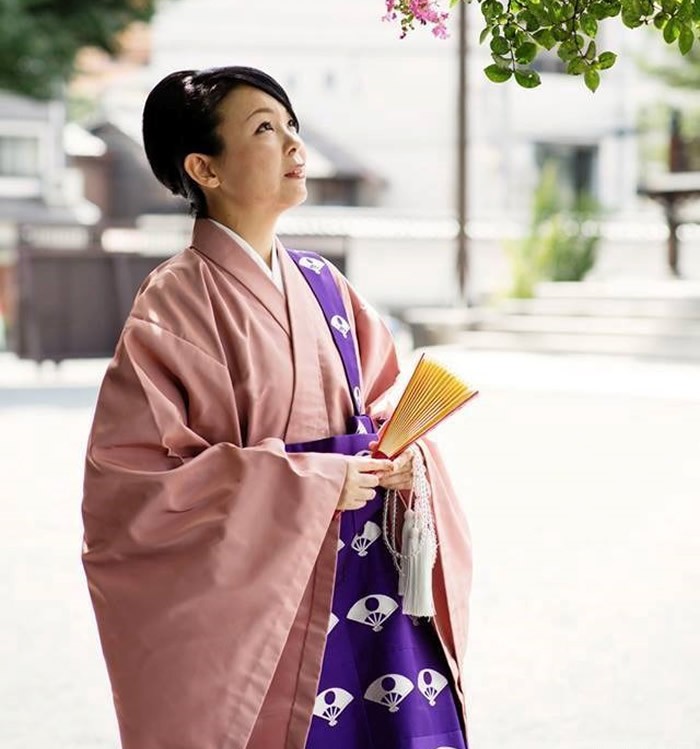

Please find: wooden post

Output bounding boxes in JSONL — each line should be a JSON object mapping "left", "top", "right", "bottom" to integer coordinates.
{"left": 664, "top": 198, "right": 680, "bottom": 276}
{"left": 456, "top": 1, "right": 470, "bottom": 305}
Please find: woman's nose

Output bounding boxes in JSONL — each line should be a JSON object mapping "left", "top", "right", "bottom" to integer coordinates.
{"left": 285, "top": 129, "right": 303, "bottom": 154}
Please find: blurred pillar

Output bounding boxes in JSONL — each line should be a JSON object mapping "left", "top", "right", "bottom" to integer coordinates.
{"left": 456, "top": 1, "right": 470, "bottom": 305}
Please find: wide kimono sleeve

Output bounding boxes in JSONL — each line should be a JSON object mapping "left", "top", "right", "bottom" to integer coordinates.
{"left": 338, "top": 276, "right": 474, "bottom": 678}
{"left": 81, "top": 316, "right": 348, "bottom": 749}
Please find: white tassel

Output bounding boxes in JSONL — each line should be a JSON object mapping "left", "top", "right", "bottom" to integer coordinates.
{"left": 382, "top": 444, "right": 437, "bottom": 619}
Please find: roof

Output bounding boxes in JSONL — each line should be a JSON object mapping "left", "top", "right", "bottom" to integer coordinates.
{"left": 87, "top": 109, "right": 384, "bottom": 184}
{"left": 0, "top": 90, "right": 51, "bottom": 121}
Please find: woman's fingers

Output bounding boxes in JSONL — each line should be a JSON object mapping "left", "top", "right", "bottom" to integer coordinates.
{"left": 356, "top": 457, "right": 393, "bottom": 474}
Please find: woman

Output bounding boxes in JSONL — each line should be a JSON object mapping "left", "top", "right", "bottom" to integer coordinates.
{"left": 82, "top": 66, "right": 473, "bottom": 749}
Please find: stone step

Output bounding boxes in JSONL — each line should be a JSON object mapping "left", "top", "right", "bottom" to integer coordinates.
{"left": 534, "top": 280, "right": 700, "bottom": 301}
{"left": 499, "top": 297, "right": 700, "bottom": 319}
{"left": 455, "top": 329, "right": 700, "bottom": 361}
{"left": 477, "top": 313, "right": 700, "bottom": 338}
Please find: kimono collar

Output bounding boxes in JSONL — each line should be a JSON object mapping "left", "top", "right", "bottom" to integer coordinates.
{"left": 190, "top": 217, "right": 289, "bottom": 334}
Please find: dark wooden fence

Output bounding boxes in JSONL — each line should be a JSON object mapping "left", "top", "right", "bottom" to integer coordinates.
{"left": 8, "top": 232, "right": 347, "bottom": 362}
{"left": 12, "top": 249, "right": 168, "bottom": 362}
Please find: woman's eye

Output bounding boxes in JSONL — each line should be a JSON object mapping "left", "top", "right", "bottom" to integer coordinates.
{"left": 256, "top": 121, "right": 273, "bottom": 134}
{"left": 289, "top": 119, "right": 299, "bottom": 132}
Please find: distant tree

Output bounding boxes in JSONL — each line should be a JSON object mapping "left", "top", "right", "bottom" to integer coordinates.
{"left": 385, "top": 0, "right": 700, "bottom": 91}
{"left": 0, "top": 0, "right": 158, "bottom": 99}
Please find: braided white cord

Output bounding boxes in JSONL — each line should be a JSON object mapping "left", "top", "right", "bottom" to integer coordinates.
{"left": 381, "top": 444, "right": 438, "bottom": 568}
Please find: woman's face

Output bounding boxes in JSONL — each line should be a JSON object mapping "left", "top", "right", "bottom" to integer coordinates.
{"left": 192, "top": 84, "right": 307, "bottom": 217}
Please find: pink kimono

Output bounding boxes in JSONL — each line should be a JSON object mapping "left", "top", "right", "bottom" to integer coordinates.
{"left": 81, "top": 218, "right": 473, "bottom": 748}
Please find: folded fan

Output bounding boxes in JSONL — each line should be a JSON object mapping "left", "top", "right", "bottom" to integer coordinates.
{"left": 372, "top": 354, "right": 479, "bottom": 460}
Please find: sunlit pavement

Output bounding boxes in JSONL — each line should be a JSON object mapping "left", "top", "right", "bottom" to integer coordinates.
{"left": 2, "top": 349, "right": 699, "bottom": 748}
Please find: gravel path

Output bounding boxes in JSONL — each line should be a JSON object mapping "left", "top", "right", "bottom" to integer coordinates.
{"left": 2, "top": 350, "right": 699, "bottom": 748}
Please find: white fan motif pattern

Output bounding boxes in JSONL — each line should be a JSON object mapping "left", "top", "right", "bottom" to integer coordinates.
{"left": 299, "top": 256, "right": 326, "bottom": 275}
{"left": 351, "top": 521, "right": 381, "bottom": 557}
{"left": 327, "top": 612, "right": 339, "bottom": 635}
{"left": 364, "top": 673, "right": 414, "bottom": 713}
{"left": 346, "top": 594, "right": 399, "bottom": 632}
{"left": 331, "top": 314, "right": 351, "bottom": 338}
{"left": 313, "top": 688, "right": 354, "bottom": 727}
{"left": 418, "top": 668, "right": 449, "bottom": 706}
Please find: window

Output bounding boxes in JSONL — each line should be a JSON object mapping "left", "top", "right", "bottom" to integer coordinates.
{"left": 0, "top": 135, "right": 40, "bottom": 177}
{"left": 532, "top": 50, "right": 566, "bottom": 75}
{"left": 534, "top": 142, "right": 598, "bottom": 204}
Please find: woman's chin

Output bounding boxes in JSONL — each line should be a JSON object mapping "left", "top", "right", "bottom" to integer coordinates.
{"left": 284, "top": 185, "right": 308, "bottom": 209}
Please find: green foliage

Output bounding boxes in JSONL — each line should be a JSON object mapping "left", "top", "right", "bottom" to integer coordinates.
{"left": 0, "top": 0, "right": 158, "bottom": 99}
{"left": 462, "top": 0, "right": 700, "bottom": 91}
{"left": 506, "top": 162, "right": 600, "bottom": 297}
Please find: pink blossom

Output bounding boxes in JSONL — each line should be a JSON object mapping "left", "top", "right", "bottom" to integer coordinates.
{"left": 382, "top": 0, "right": 451, "bottom": 39}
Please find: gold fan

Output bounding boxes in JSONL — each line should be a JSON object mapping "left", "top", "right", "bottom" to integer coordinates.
{"left": 372, "top": 354, "right": 478, "bottom": 460}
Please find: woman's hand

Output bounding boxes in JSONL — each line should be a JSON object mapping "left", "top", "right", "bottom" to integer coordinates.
{"left": 369, "top": 441, "right": 417, "bottom": 492}
{"left": 337, "top": 455, "right": 393, "bottom": 512}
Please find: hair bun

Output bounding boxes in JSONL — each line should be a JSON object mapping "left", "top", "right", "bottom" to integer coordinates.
{"left": 142, "top": 70, "right": 196, "bottom": 198}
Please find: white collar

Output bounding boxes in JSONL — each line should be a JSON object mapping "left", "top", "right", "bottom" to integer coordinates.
{"left": 209, "top": 219, "right": 284, "bottom": 294}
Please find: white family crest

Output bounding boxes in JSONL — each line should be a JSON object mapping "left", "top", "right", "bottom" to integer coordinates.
{"left": 355, "top": 420, "right": 368, "bottom": 435}
{"left": 337, "top": 537, "right": 345, "bottom": 551}
{"left": 331, "top": 315, "right": 350, "bottom": 338}
{"left": 353, "top": 386, "right": 363, "bottom": 409}
{"left": 327, "top": 612, "right": 339, "bottom": 635}
{"left": 351, "top": 521, "right": 381, "bottom": 556}
{"left": 417, "top": 668, "right": 448, "bottom": 706}
{"left": 299, "top": 255, "right": 326, "bottom": 275}
{"left": 347, "top": 594, "right": 399, "bottom": 632}
{"left": 313, "top": 688, "right": 354, "bottom": 726}
{"left": 364, "top": 674, "right": 414, "bottom": 712}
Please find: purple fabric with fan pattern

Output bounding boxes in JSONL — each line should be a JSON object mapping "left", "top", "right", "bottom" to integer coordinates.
{"left": 286, "top": 250, "right": 467, "bottom": 749}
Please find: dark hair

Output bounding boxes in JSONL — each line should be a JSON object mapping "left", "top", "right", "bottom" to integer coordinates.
{"left": 142, "top": 66, "right": 298, "bottom": 217}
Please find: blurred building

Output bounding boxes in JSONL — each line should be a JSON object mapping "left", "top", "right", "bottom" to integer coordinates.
{"left": 145, "top": 0, "right": 649, "bottom": 224}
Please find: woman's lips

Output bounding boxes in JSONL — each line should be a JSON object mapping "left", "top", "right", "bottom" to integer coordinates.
{"left": 285, "top": 165, "right": 306, "bottom": 178}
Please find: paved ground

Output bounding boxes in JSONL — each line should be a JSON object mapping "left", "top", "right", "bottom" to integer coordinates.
{"left": 1, "top": 349, "right": 699, "bottom": 748}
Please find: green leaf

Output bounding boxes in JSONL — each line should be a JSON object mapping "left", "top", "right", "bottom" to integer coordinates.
{"left": 585, "top": 68, "right": 601, "bottom": 91}
{"left": 552, "top": 25, "right": 569, "bottom": 41}
{"left": 590, "top": 2, "right": 609, "bottom": 19}
{"left": 664, "top": 17, "right": 682, "bottom": 42}
{"left": 484, "top": 64, "right": 513, "bottom": 83}
{"left": 567, "top": 58, "right": 589, "bottom": 75}
{"left": 693, "top": 0, "right": 700, "bottom": 21}
{"left": 557, "top": 40, "right": 578, "bottom": 61}
{"left": 520, "top": 11, "right": 541, "bottom": 30}
{"left": 479, "top": 26, "right": 491, "bottom": 44}
{"left": 504, "top": 24, "right": 518, "bottom": 40}
{"left": 622, "top": 10, "right": 644, "bottom": 26}
{"left": 653, "top": 11, "right": 669, "bottom": 28}
{"left": 679, "top": 0, "right": 693, "bottom": 19}
{"left": 661, "top": 0, "right": 676, "bottom": 13}
{"left": 491, "top": 53, "right": 511, "bottom": 68}
{"left": 533, "top": 28, "right": 557, "bottom": 49}
{"left": 514, "top": 69, "right": 542, "bottom": 88}
{"left": 598, "top": 51, "right": 618, "bottom": 68}
{"left": 581, "top": 14, "right": 599, "bottom": 36}
{"left": 585, "top": 40, "right": 598, "bottom": 59}
{"left": 679, "top": 24, "right": 695, "bottom": 52}
{"left": 515, "top": 41, "right": 538, "bottom": 63}
{"left": 491, "top": 35, "right": 510, "bottom": 54}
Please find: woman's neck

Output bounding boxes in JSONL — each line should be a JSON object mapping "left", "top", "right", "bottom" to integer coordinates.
{"left": 208, "top": 210, "right": 277, "bottom": 268}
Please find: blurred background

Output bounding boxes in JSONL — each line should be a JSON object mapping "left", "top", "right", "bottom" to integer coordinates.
{"left": 1, "top": 1, "right": 699, "bottom": 747}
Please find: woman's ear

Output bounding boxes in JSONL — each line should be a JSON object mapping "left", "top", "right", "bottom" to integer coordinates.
{"left": 183, "top": 153, "right": 221, "bottom": 189}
